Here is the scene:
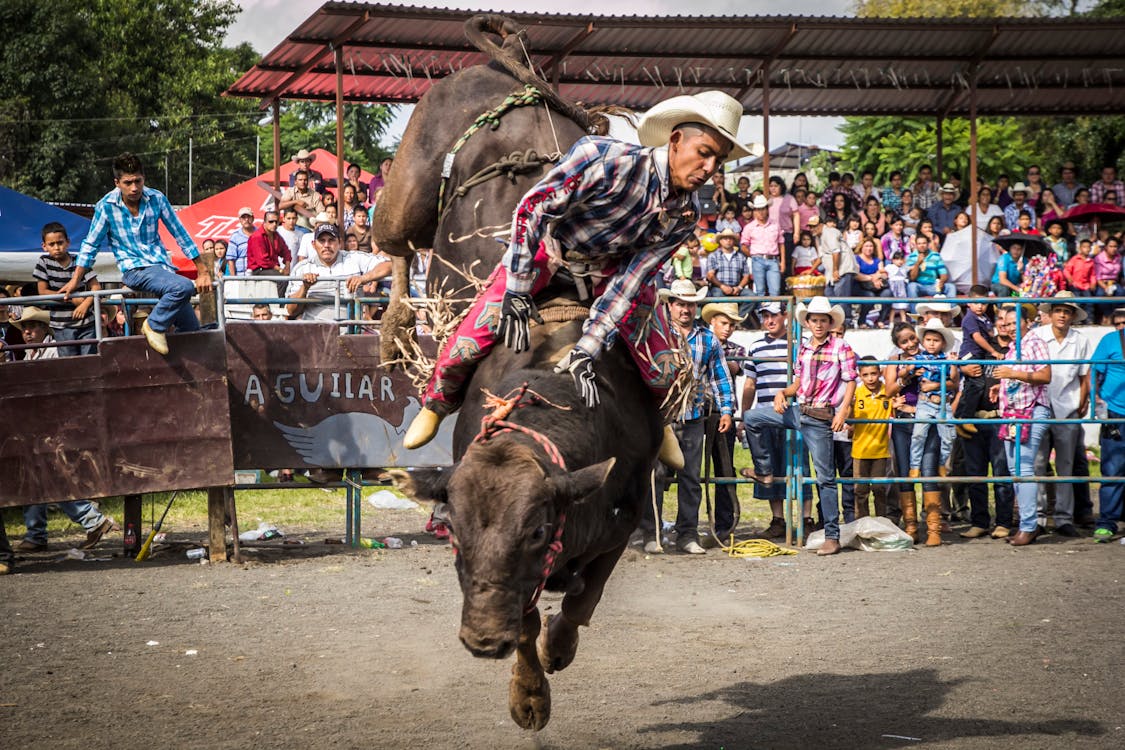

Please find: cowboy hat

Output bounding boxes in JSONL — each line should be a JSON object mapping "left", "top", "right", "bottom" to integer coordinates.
{"left": 806, "top": 215, "right": 821, "bottom": 226}
{"left": 637, "top": 91, "right": 762, "bottom": 161}
{"left": 1010, "top": 181, "right": 1030, "bottom": 195}
{"left": 292, "top": 149, "right": 317, "bottom": 163}
{"left": 715, "top": 227, "right": 740, "bottom": 240}
{"left": 939, "top": 183, "right": 959, "bottom": 194}
{"left": 657, "top": 279, "right": 708, "bottom": 304}
{"left": 701, "top": 302, "right": 746, "bottom": 325}
{"left": 916, "top": 296, "right": 962, "bottom": 318}
{"left": 915, "top": 318, "right": 957, "bottom": 354}
{"left": 795, "top": 296, "right": 844, "bottom": 328}
{"left": 750, "top": 195, "right": 769, "bottom": 209}
{"left": 10, "top": 306, "right": 50, "bottom": 330}
{"left": 1038, "top": 291, "right": 1087, "bottom": 323}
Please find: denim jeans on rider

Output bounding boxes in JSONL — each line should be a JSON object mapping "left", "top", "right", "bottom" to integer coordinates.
{"left": 1003, "top": 404, "right": 1050, "bottom": 534}
{"left": 744, "top": 405, "right": 841, "bottom": 540}
{"left": 121, "top": 264, "right": 201, "bottom": 334}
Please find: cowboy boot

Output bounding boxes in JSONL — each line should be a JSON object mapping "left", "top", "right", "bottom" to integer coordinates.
{"left": 937, "top": 465, "right": 953, "bottom": 532}
{"left": 899, "top": 488, "right": 918, "bottom": 542}
{"left": 923, "top": 490, "right": 943, "bottom": 547}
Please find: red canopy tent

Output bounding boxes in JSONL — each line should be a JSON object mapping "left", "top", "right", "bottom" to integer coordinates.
{"left": 161, "top": 149, "right": 375, "bottom": 276}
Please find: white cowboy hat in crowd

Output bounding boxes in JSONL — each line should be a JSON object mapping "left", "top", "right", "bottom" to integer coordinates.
{"left": 915, "top": 318, "right": 957, "bottom": 354}
{"left": 795, "top": 296, "right": 844, "bottom": 328}
{"left": 637, "top": 91, "right": 763, "bottom": 161}
{"left": 715, "top": 227, "right": 740, "bottom": 240}
{"left": 1010, "top": 182, "right": 1030, "bottom": 195}
{"left": 916, "top": 296, "right": 962, "bottom": 318}
{"left": 1038, "top": 290, "right": 1088, "bottom": 323}
{"left": 750, "top": 195, "right": 769, "bottom": 209}
{"left": 658, "top": 279, "right": 708, "bottom": 304}
{"left": 10, "top": 306, "right": 51, "bottom": 330}
{"left": 292, "top": 149, "right": 317, "bottom": 163}
{"left": 701, "top": 302, "right": 746, "bottom": 325}
{"left": 939, "top": 183, "right": 958, "bottom": 194}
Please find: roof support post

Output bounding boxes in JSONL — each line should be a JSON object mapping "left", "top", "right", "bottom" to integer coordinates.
{"left": 335, "top": 45, "right": 346, "bottom": 236}
{"left": 761, "top": 68, "right": 771, "bottom": 186}
{"left": 935, "top": 115, "right": 944, "bottom": 179}
{"left": 272, "top": 98, "right": 282, "bottom": 190}
{"left": 969, "top": 78, "right": 979, "bottom": 288}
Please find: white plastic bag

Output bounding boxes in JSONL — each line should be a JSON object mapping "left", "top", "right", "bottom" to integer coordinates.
{"left": 367, "top": 489, "right": 419, "bottom": 510}
{"left": 804, "top": 516, "right": 914, "bottom": 552}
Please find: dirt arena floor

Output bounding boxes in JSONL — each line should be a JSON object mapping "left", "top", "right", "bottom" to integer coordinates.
{"left": 2, "top": 509, "right": 1122, "bottom": 750}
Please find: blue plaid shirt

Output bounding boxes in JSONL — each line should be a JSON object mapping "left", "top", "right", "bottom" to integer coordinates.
{"left": 682, "top": 324, "right": 735, "bottom": 421}
{"left": 706, "top": 248, "right": 750, "bottom": 287}
{"left": 78, "top": 186, "right": 198, "bottom": 271}
{"left": 915, "top": 351, "right": 949, "bottom": 384}
{"left": 503, "top": 136, "right": 695, "bottom": 358}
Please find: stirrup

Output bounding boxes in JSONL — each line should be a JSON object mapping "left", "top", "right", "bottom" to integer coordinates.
{"left": 404, "top": 408, "right": 443, "bottom": 449}
{"left": 658, "top": 425, "right": 684, "bottom": 470}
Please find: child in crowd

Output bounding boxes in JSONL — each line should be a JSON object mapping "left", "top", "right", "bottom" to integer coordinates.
{"left": 885, "top": 250, "right": 910, "bottom": 324}
{"left": 33, "top": 222, "right": 101, "bottom": 357}
{"left": 792, "top": 230, "right": 819, "bottom": 275}
{"left": 715, "top": 206, "right": 741, "bottom": 234}
{"left": 842, "top": 216, "right": 863, "bottom": 253}
{"left": 851, "top": 357, "right": 896, "bottom": 518}
{"left": 902, "top": 205, "right": 923, "bottom": 236}
{"left": 666, "top": 234, "right": 699, "bottom": 284}
{"left": 953, "top": 286, "right": 1003, "bottom": 437}
{"left": 1065, "top": 239, "right": 1096, "bottom": 319}
{"left": 1044, "top": 220, "right": 1069, "bottom": 261}
{"left": 909, "top": 319, "right": 958, "bottom": 478}
{"left": 991, "top": 241, "right": 1025, "bottom": 297}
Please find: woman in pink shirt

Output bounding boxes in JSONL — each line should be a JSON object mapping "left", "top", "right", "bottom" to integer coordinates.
{"left": 1093, "top": 237, "right": 1122, "bottom": 323}
{"left": 767, "top": 176, "right": 800, "bottom": 258}
{"left": 797, "top": 190, "right": 821, "bottom": 233}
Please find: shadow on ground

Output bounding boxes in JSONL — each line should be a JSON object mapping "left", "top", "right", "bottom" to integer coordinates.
{"left": 644, "top": 668, "right": 1105, "bottom": 748}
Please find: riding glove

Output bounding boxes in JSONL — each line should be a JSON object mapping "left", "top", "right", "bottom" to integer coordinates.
{"left": 498, "top": 291, "right": 542, "bottom": 353}
{"left": 555, "top": 349, "right": 599, "bottom": 408}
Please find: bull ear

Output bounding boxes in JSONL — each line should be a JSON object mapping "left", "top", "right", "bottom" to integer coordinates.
{"left": 382, "top": 467, "right": 453, "bottom": 505}
{"left": 549, "top": 457, "right": 616, "bottom": 506}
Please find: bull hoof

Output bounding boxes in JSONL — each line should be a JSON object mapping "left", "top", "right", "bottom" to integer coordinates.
{"left": 509, "top": 669, "right": 551, "bottom": 731}
{"left": 536, "top": 613, "right": 579, "bottom": 675}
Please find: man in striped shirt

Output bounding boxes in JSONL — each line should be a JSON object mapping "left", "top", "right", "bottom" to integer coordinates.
{"left": 61, "top": 153, "right": 212, "bottom": 355}
{"left": 405, "top": 92, "right": 759, "bottom": 461}
{"left": 743, "top": 297, "right": 858, "bottom": 555}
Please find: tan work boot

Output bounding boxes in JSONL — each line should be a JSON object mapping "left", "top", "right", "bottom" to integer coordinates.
{"left": 141, "top": 319, "right": 169, "bottom": 355}
{"left": 404, "top": 407, "right": 443, "bottom": 449}
{"left": 900, "top": 488, "right": 919, "bottom": 542}
{"left": 923, "top": 490, "right": 943, "bottom": 547}
{"left": 658, "top": 425, "right": 684, "bottom": 470}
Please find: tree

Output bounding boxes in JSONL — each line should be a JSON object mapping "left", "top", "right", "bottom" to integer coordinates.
{"left": 853, "top": 0, "right": 1067, "bottom": 15}
{"left": 263, "top": 101, "right": 397, "bottom": 175}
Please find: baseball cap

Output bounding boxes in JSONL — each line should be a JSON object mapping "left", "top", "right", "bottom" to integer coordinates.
{"left": 758, "top": 301, "right": 783, "bottom": 315}
{"left": 237, "top": 206, "right": 254, "bottom": 218}
{"left": 314, "top": 223, "right": 339, "bottom": 239}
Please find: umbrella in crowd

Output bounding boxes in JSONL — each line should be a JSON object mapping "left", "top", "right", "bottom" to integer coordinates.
{"left": 1062, "top": 202, "right": 1125, "bottom": 225}
{"left": 993, "top": 232, "right": 1052, "bottom": 257}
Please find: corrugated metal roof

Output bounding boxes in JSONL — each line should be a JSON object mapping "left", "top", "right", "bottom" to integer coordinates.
{"left": 225, "top": 3, "right": 1125, "bottom": 116}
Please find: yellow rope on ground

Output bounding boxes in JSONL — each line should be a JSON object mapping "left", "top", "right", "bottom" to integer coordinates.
{"left": 720, "top": 537, "right": 799, "bottom": 558}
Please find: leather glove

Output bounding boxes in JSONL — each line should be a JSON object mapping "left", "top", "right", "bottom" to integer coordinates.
{"left": 498, "top": 291, "right": 543, "bottom": 353}
{"left": 554, "top": 349, "right": 599, "bottom": 408}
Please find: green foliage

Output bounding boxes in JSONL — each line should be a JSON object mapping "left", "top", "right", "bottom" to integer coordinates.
{"left": 262, "top": 102, "right": 397, "bottom": 174}
{"left": 853, "top": 0, "right": 1069, "bottom": 16}
{"left": 802, "top": 150, "right": 837, "bottom": 189}
{"left": 839, "top": 116, "right": 1033, "bottom": 184}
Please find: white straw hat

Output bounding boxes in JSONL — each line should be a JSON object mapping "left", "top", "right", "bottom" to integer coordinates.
{"left": 657, "top": 279, "right": 708, "bottom": 304}
{"left": 795, "top": 296, "right": 844, "bottom": 328}
{"left": 637, "top": 91, "right": 762, "bottom": 161}
{"left": 1038, "top": 291, "right": 1087, "bottom": 323}
{"left": 915, "top": 318, "right": 957, "bottom": 354}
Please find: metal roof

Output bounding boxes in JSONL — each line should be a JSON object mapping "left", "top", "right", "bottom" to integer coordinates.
{"left": 225, "top": 3, "right": 1125, "bottom": 117}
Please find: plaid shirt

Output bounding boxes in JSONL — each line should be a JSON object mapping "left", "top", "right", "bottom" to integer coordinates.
{"left": 682, "top": 324, "right": 735, "bottom": 421}
{"left": 78, "top": 186, "right": 198, "bottom": 271}
{"left": 795, "top": 335, "right": 858, "bottom": 408}
{"left": 502, "top": 136, "right": 694, "bottom": 358}
{"left": 706, "top": 249, "right": 749, "bottom": 287}
{"left": 1003, "top": 202, "right": 1036, "bottom": 230}
{"left": 1090, "top": 179, "right": 1125, "bottom": 206}
{"left": 999, "top": 331, "right": 1051, "bottom": 412}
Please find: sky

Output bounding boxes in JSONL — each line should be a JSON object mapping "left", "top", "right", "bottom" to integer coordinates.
{"left": 225, "top": 1, "right": 855, "bottom": 150}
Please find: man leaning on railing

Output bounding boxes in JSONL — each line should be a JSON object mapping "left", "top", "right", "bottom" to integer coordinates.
{"left": 284, "top": 223, "right": 390, "bottom": 322}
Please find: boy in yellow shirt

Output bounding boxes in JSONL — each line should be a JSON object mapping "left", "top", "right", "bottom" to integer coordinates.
{"left": 852, "top": 357, "right": 897, "bottom": 518}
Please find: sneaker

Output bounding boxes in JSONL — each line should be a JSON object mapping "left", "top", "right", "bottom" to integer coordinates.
{"left": 1093, "top": 528, "right": 1114, "bottom": 543}
{"left": 80, "top": 518, "right": 114, "bottom": 550}
{"left": 677, "top": 540, "right": 706, "bottom": 555}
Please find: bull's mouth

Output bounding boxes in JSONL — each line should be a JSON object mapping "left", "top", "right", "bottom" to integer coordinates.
{"left": 460, "top": 630, "right": 518, "bottom": 660}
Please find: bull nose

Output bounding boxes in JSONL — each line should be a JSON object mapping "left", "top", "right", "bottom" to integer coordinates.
{"left": 459, "top": 627, "right": 516, "bottom": 659}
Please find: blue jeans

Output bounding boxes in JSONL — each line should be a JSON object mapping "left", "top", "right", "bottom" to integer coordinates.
{"left": 744, "top": 405, "right": 841, "bottom": 540}
{"left": 53, "top": 324, "right": 97, "bottom": 357}
{"left": 1003, "top": 404, "right": 1050, "bottom": 533}
{"left": 826, "top": 272, "right": 856, "bottom": 324}
{"left": 23, "top": 501, "right": 106, "bottom": 545}
{"left": 751, "top": 255, "right": 782, "bottom": 298}
{"left": 122, "top": 265, "right": 200, "bottom": 334}
{"left": 907, "top": 280, "right": 958, "bottom": 311}
{"left": 1097, "top": 408, "right": 1125, "bottom": 533}
{"left": 909, "top": 398, "right": 942, "bottom": 470}
{"left": 750, "top": 426, "right": 812, "bottom": 502}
